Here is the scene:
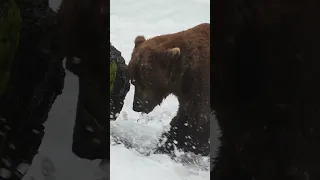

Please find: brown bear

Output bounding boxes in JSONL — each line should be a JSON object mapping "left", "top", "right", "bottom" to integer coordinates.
{"left": 128, "top": 23, "right": 211, "bottom": 156}
{"left": 211, "top": 0, "right": 320, "bottom": 179}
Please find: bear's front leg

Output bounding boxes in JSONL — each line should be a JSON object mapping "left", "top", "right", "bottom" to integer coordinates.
{"left": 155, "top": 113, "right": 210, "bottom": 156}
{"left": 153, "top": 116, "right": 180, "bottom": 156}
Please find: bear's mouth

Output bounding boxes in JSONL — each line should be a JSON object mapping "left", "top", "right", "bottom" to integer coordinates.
{"left": 133, "top": 105, "right": 152, "bottom": 114}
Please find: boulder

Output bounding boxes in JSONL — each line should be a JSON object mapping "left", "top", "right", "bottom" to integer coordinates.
{"left": 110, "top": 43, "right": 130, "bottom": 121}
{"left": 0, "top": 0, "right": 65, "bottom": 179}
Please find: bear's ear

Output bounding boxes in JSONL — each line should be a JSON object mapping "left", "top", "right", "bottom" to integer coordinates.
{"left": 166, "top": 47, "right": 181, "bottom": 60}
{"left": 134, "top": 36, "right": 146, "bottom": 48}
{"left": 160, "top": 47, "right": 181, "bottom": 68}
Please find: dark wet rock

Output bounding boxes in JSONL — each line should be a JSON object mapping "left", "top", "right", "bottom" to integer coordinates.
{"left": 110, "top": 43, "right": 130, "bottom": 121}
{"left": 70, "top": 43, "right": 130, "bottom": 161}
{"left": 0, "top": 0, "right": 65, "bottom": 179}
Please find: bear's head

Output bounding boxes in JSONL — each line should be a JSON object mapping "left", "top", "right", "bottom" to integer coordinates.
{"left": 128, "top": 35, "right": 181, "bottom": 114}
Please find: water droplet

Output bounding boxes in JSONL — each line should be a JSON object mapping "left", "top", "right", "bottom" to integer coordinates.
{"left": 32, "top": 129, "right": 40, "bottom": 134}
{"left": 86, "top": 126, "right": 93, "bottom": 132}
{"left": 8, "top": 143, "right": 15, "bottom": 150}
{"left": 0, "top": 117, "right": 7, "bottom": 122}
{"left": 100, "top": 7, "right": 105, "bottom": 14}
{"left": 72, "top": 57, "right": 81, "bottom": 64}
{"left": 3, "top": 126, "right": 10, "bottom": 130}
{"left": 93, "top": 138, "right": 100, "bottom": 144}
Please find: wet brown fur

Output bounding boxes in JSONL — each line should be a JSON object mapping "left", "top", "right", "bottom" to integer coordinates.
{"left": 128, "top": 23, "right": 211, "bottom": 155}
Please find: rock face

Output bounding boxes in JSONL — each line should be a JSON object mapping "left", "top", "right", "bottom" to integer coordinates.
{"left": 0, "top": 0, "right": 21, "bottom": 96}
{"left": 110, "top": 43, "right": 130, "bottom": 121}
{"left": 66, "top": 43, "right": 130, "bottom": 161}
{"left": 0, "top": 0, "right": 65, "bottom": 179}
{"left": 55, "top": 0, "right": 129, "bottom": 160}
{"left": 55, "top": 0, "right": 112, "bottom": 161}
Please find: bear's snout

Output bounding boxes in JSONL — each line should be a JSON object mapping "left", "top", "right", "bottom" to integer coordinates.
{"left": 132, "top": 98, "right": 146, "bottom": 112}
{"left": 132, "top": 95, "right": 154, "bottom": 113}
{"left": 132, "top": 102, "right": 143, "bottom": 112}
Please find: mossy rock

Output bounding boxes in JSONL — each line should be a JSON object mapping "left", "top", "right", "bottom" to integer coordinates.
{"left": 0, "top": 0, "right": 22, "bottom": 96}
{"left": 110, "top": 44, "right": 130, "bottom": 121}
{"left": 110, "top": 60, "right": 117, "bottom": 93}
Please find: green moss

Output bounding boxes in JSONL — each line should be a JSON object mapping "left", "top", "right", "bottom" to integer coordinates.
{"left": 0, "top": 0, "right": 22, "bottom": 96}
{"left": 110, "top": 61, "right": 117, "bottom": 93}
